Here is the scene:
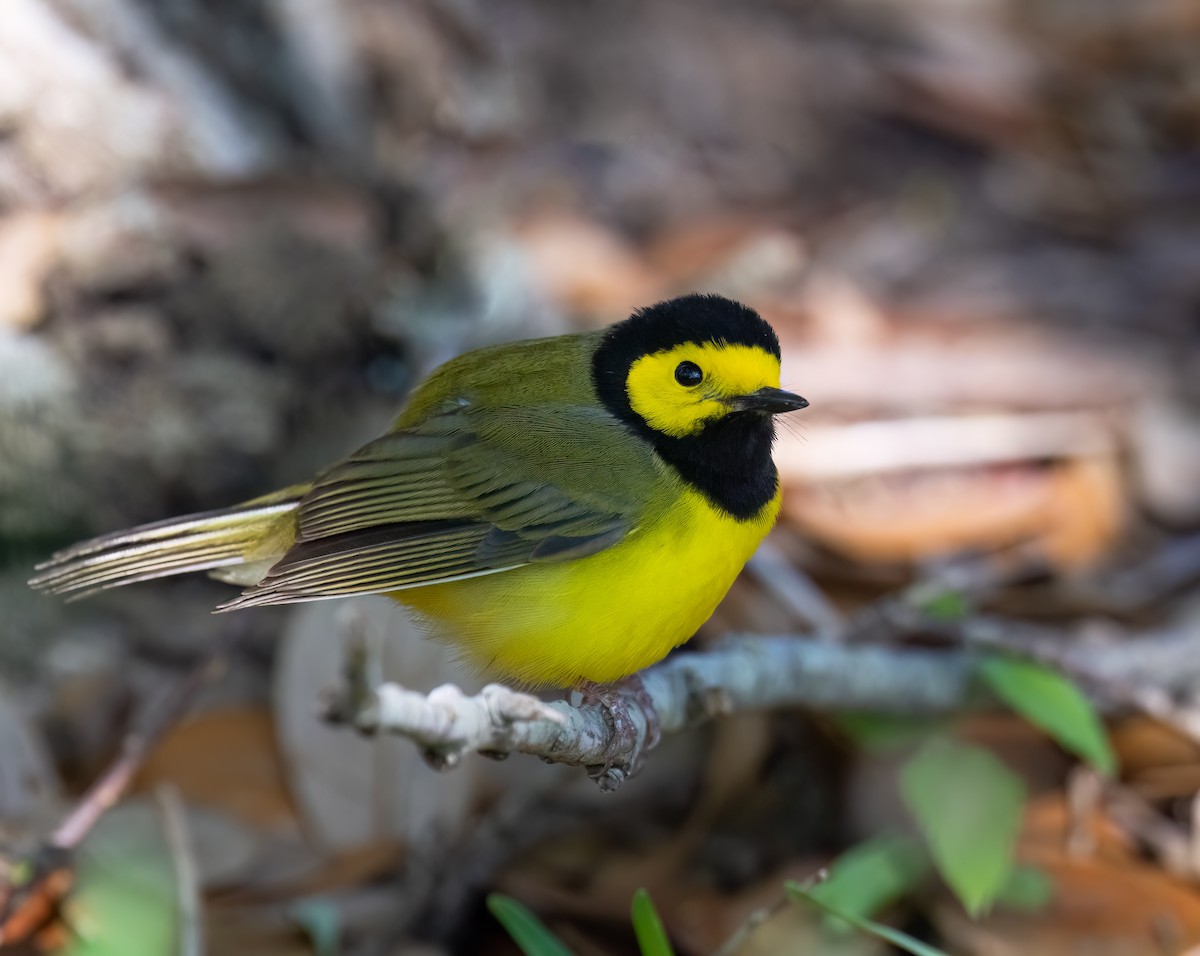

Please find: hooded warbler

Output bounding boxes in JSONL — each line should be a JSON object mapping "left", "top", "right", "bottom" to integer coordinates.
{"left": 30, "top": 294, "right": 808, "bottom": 688}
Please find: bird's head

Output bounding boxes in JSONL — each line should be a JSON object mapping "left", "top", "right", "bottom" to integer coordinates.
{"left": 593, "top": 293, "right": 808, "bottom": 440}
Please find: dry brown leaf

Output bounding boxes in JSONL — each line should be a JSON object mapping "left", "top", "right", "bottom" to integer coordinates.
{"left": 1112, "top": 717, "right": 1200, "bottom": 777}
{"left": 1127, "top": 766, "right": 1200, "bottom": 802}
{"left": 782, "top": 453, "right": 1122, "bottom": 570}
{"left": 1018, "top": 792, "right": 1136, "bottom": 865}
{"left": 935, "top": 787, "right": 1200, "bottom": 954}
{"left": 134, "top": 707, "right": 299, "bottom": 830}
{"left": 935, "top": 855, "right": 1200, "bottom": 956}
{"left": 1112, "top": 717, "right": 1200, "bottom": 800}
{"left": 784, "top": 464, "right": 1047, "bottom": 564}
{"left": 1040, "top": 455, "right": 1125, "bottom": 569}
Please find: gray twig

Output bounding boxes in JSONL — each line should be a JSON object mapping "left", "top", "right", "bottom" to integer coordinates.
{"left": 324, "top": 635, "right": 984, "bottom": 789}
{"left": 324, "top": 607, "right": 1200, "bottom": 788}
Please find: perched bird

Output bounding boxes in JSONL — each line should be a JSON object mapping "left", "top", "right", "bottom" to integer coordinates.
{"left": 30, "top": 294, "right": 807, "bottom": 688}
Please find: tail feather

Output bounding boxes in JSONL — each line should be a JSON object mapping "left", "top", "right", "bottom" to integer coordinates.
{"left": 29, "top": 498, "right": 300, "bottom": 599}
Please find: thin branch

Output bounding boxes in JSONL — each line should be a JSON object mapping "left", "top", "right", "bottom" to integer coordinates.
{"left": 325, "top": 635, "right": 985, "bottom": 789}
{"left": 1, "top": 627, "right": 241, "bottom": 947}
{"left": 863, "top": 602, "right": 1200, "bottom": 743}
{"left": 324, "top": 612, "right": 1200, "bottom": 789}
{"left": 747, "top": 540, "right": 846, "bottom": 634}
{"left": 50, "top": 639, "right": 231, "bottom": 850}
{"left": 156, "top": 785, "right": 204, "bottom": 956}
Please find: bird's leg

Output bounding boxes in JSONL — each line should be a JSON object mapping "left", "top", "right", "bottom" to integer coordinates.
{"left": 577, "top": 673, "right": 661, "bottom": 767}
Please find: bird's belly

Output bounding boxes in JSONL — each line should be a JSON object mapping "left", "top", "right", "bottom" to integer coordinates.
{"left": 393, "top": 487, "right": 780, "bottom": 687}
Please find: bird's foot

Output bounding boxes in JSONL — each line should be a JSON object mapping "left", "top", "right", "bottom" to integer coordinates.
{"left": 617, "top": 673, "right": 661, "bottom": 750}
{"left": 577, "top": 674, "right": 661, "bottom": 786}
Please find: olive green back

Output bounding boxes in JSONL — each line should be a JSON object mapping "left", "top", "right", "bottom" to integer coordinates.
{"left": 220, "top": 330, "right": 678, "bottom": 608}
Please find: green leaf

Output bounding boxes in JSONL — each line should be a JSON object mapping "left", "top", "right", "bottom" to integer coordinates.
{"left": 809, "top": 833, "right": 929, "bottom": 924}
{"left": 630, "top": 889, "right": 674, "bottom": 956}
{"left": 486, "top": 894, "right": 575, "bottom": 956}
{"left": 995, "top": 864, "right": 1054, "bottom": 912}
{"left": 787, "top": 882, "right": 950, "bottom": 956}
{"left": 899, "top": 736, "right": 1025, "bottom": 916}
{"left": 978, "top": 656, "right": 1117, "bottom": 777}
{"left": 10, "top": 858, "right": 32, "bottom": 887}
{"left": 919, "top": 589, "right": 970, "bottom": 621}
{"left": 58, "top": 801, "right": 195, "bottom": 956}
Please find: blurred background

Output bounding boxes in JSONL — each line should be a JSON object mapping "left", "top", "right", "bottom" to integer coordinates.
{"left": 4, "top": 0, "right": 1200, "bottom": 953}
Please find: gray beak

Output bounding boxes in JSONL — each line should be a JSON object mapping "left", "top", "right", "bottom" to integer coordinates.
{"left": 730, "top": 386, "right": 809, "bottom": 415}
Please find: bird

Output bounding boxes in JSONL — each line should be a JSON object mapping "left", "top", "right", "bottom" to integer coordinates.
{"left": 30, "top": 293, "right": 808, "bottom": 689}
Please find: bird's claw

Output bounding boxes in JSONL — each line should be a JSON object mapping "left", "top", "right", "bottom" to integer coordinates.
{"left": 577, "top": 675, "right": 661, "bottom": 787}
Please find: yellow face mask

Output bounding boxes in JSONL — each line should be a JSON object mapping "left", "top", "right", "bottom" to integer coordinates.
{"left": 625, "top": 341, "right": 783, "bottom": 438}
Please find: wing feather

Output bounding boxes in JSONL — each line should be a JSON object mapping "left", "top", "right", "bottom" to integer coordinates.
{"left": 218, "top": 521, "right": 533, "bottom": 608}
{"left": 225, "top": 403, "right": 659, "bottom": 608}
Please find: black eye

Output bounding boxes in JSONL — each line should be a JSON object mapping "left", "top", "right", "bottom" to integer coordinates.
{"left": 674, "top": 361, "right": 703, "bottom": 386}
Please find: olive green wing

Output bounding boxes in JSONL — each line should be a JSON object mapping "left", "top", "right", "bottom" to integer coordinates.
{"left": 219, "top": 404, "right": 661, "bottom": 609}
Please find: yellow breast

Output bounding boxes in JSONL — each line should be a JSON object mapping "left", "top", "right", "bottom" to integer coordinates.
{"left": 394, "top": 486, "right": 781, "bottom": 687}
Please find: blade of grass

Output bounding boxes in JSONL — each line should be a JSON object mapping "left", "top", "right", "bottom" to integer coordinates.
{"left": 631, "top": 889, "right": 674, "bottom": 956}
{"left": 486, "top": 894, "right": 575, "bottom": 956}
{"left": 786, "top": 882, "right": 949, "bottom": 956}
{"left": 807, "top": 832, "right": 928, "bottom": 921}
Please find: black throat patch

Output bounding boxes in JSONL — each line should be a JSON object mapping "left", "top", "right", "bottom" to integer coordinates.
{"left": 591, "top": 294, "right": 781, "bottom": 521}
{"left": 647, "top": 415, "right": 780, "bottom": 520}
